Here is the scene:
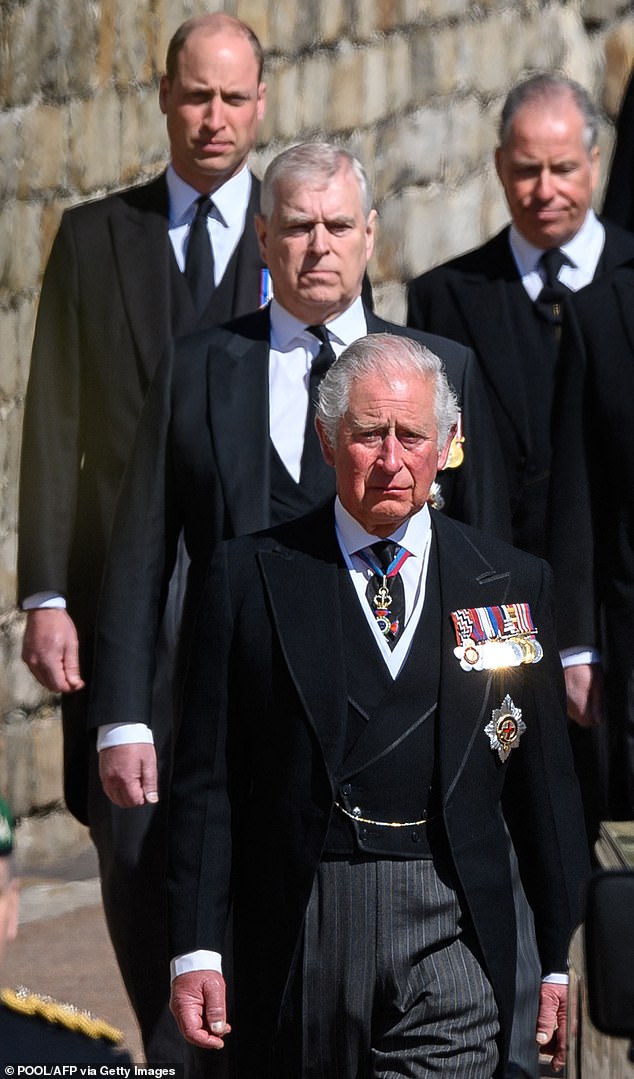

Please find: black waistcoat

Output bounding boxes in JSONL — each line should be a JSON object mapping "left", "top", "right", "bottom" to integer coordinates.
{"left": 323, "top": 543, "right": 442, "bottom": 859}
{"left": 269, "top": 445, "right": 335, "bottom": 526}
{"left": 168, "top": 232, "right": 263, "bottom": 337}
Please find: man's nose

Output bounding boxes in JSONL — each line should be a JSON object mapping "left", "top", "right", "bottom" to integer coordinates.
{"left": 202, "top": 96, "right": 225, "bottom": 129}
{"left": 308, "top": 223, "right": 330, "bottom": 254}
{"left": 379, "top": 433, "right": 402, "bottom": 472}
{"left": 535, "top": 168, "right": 555, "bottom": 199}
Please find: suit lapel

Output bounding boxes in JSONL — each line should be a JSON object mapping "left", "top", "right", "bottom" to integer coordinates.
{"left": 207, "top": 307, "right": 272, "bottom": 535}
{"left": 258, "top": 508, "right": 348, "bottom": 777}
{"left": 109, "top": 174, "right": 176, "bottom": 385}
{"left": 432, "top": 513, "right": 513, "bottom": 804}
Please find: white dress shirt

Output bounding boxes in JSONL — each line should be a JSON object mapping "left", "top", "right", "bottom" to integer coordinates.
{"left": 509, "top": 209, "right": 605, "bottom": 300}
{"left": 166, "top": 163, "right": 253, "bottom": 285}
{"left": 268, "top": 297, "right": 367, "bottom": 479}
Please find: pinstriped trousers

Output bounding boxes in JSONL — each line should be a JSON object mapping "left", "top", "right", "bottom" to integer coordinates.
{"left": 297, "top": 858, "right": 499, "bottom": 1078}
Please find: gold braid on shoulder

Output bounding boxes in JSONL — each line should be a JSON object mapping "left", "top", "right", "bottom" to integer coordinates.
{"left": 1, "top": 986, "right": 124, "bottom": 1044}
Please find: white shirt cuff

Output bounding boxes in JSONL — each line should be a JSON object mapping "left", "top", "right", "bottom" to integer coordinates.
{"left": 560, "top": 648, "right": 601, "bottom": 668}
{"left": 542, "top": 973, "right": 569, "bottom": 985}
{"left": 97, "top": 724, "right": 154, "bottom": 751}
{"left": 22, "top": 592, "right": 67, "bottom": 609}
{"left": 170, "top": 951, "right": 223, "bottom": 981}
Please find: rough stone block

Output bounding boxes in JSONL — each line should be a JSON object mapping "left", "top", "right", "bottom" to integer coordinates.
{"left": 120, "top": 89, "right": 169, "bottom": 182}
{"left": 0, "top": 309, "right": 20, "bottom": 402}
{"left": 361, "top": 45, "right": 389, "bottom": 126}
{"left": 385, "top": 34, "right": 413, "bottom": 114}
{"left": 580, "top": 0, "right": 624, "bottom": 21}
{"left": 374, "top": 112, "right": 441, "bottom": 203}
{"left": 299, "top": 52, "right": 332, "bottom": 134}
{"left": 32, "top": 715, "right": 64, "bottom": 806}
{"left": 68, "top": 90, "right": 122, "bottom": 194}
{"left": 233, "top": 0, "right": 270, "bottom": 47}
{"left": 0, "top": 203, "right": 43, "bottom": 293}
{"left": 16, "top": 104, "right": 69, "bottom": 198}
{"left": 328, "top": 44, "right": 366, "bottom": 132}
{"left": 603, "top": 20, "right": 634, "bottom": 118}
{"left": 268, "top": 62, "right": 302, "bottom": 141}
{"left": 318, "top": 0, "right": 350, "bottom": 44}
{"left": 0, "top": 112, "right": 20, "bottom": 202}
{"left": 1, "top": 713, "right": 33, "bottom": 816}
{"left": 268, "top": 0, "right": 303, "bottom": 53}
{"left": 14, "top": 808, "right": 91, "bottom": 874}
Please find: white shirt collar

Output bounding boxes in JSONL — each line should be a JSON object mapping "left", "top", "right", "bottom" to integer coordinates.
{"left": 334, "top": 496, "right": 432, "bottom": 559}
{"left": 269, "top": 295, "right": 367, "bottom": 352}
{"left": 165, "top": 163, "right": 251, "bottom": 229}
{"left": 509, "top": 209, "right": 604, "bottom": 277}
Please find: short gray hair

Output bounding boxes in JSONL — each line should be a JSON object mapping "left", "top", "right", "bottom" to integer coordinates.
{"left": 316, "top": 333, "right": 459, "bottom": 450}
{"left": 260, "top": 142, "right": 373, "bottom": 219}
{"left": 499, "top": 73, "right": 600, "bottom": 153}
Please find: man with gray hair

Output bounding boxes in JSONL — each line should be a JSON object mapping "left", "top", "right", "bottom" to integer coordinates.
{"left": 408, "top": 72, "right": 634, "bottom": 561}
{"left": 168, "top": 332, "right": 589, "bottom": 1079}
{"left": 89, "top": 141, "right": 506, "bottom": 806}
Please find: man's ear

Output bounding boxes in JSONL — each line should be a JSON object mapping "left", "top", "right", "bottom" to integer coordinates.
{"left": 315, "top": 418, "right": 335, "bottom": 466}
{"left": 437, "top": 425, "right": 457, "bottom": 471}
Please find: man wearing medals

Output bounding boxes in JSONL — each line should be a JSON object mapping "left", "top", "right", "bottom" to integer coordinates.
{"left": 168, "top": 332, "right": 590, "bottom": 1079}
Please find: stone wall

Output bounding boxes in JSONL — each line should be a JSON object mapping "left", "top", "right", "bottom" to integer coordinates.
{"left": 2, "top": 0, "right": 634, "bottom": 866}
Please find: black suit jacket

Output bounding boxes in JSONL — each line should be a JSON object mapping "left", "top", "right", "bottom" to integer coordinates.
{"left": 167, "top": 503, "right": 589, "bottom": 1077}
{"left": 549, "top": 263, "right": 634, "bottom": 681}
{"left": 406, "top": 222, "right": 634, "bottom": 545}
{"left": 88, "top": 306, "right": 510, "bottom": 731}
{"left": 17, "top": 170, "right": 264, "bottom": 820}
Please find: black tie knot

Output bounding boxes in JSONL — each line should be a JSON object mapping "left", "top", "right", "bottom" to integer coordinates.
{"left": 193, "top": 194, "right": 214, "bottom": 221}
{"left": 306, "top": 325, "right": 336, "bottom": 381}
{"left": 539, "top": 247, "right": 569, "bottom": 289}
{"left": 369, "top": 540, "right": 400, "bottom": 573}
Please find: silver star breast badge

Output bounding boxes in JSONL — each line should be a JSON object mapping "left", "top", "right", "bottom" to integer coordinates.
{"left": 485, "top": 694, "right": 526, "bottom": 762}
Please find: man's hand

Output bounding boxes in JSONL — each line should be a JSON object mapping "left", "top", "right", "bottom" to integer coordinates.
{"left": 564, "top": 663, "right": 604, "bottom": 728}
{"left": 536, "top": 982, "right": 567, "bottom": 1073}
{"left": 99, "top": 744, "right": 159, "bottom": 808}
{"left": 170, "top": 970, "right": 231, "bottom": 1049}
{"left": 22, "top": 608, "right": 85, "bottom": 693}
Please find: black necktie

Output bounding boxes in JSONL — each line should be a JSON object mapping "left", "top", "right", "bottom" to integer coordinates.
{"left": 535, "top": 248, "right": 571, "bottom": 325}
{"left": 185, "top": 195, "right": 215, "bottom": 316}
{"left": 361, "top": 540, "right": 409, "bottom": 650}
{"left": 300, "top": 325, "right": 337, "bottom": 486}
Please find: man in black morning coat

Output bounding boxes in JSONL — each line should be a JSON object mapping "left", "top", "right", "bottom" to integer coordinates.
{"left": 89, "top": 141, "right": 509, "bottom": 795}
{"left": 407, "top": 72, "right": 634, "bottom": 561}
{"left": 167, "top": 332, "right": 589, "bottom": 1079}
{"left": 17, "top": 13, "right": 267, "bottom": 1062}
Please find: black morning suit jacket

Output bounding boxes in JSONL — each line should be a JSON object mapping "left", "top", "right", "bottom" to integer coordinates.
{"left": 88, "top": 305, "right": 510, "bottom": 733}
{"left": 17, "top": 170, "right": 264, "bottom": 822}
{"left": 406, "top": 222, "right": 634, "bottom": 548}
{"left": 548, "top": 264, "right": 634, "bottom": 808}
{"left": 167, "top": 501, "right": 590, "bottom": 1078}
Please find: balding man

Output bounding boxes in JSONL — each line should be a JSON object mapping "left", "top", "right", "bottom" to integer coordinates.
{"left": 407, "top": 73, "right": 634, "bottom": 560}
{"left": 18, "top": 12, "right": 267, "bottom": 1062}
